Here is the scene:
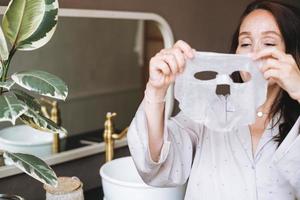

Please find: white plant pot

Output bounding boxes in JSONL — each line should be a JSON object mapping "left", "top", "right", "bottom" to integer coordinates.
{"left": 0, "top": 125, "right": 66, "bottom": 165}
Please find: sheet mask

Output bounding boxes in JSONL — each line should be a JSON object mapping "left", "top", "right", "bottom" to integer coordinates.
{"left": 174, "top": 52, "right": 267, "bottom": 131}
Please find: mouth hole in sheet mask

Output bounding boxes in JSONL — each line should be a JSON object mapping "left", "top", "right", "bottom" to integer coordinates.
{"left": 230, "top": 71, "right": 251, "bottom": 83}
{"left": 216, "top": 84, "right": 230, "bottom": 96}
{"left": 194, "top": 71, "right": 218, "bottom": 81}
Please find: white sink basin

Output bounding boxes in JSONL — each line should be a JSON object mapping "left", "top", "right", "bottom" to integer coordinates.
{"left": 0, "top": 125, "right": 66, "bottom": 160}
{"left": 100, "top": 156, "right": 186, "bottom": 200}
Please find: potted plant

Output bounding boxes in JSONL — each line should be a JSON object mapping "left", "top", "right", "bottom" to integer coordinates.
{"left": 0, "top": 0, "right": 68, "bottom": 197}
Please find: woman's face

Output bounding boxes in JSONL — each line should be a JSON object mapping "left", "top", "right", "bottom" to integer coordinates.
{"left": 236, "top": 9, "right": 286, "bottom": 83}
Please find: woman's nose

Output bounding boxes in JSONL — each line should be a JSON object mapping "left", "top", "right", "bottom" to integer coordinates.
{"left": 252, "top": 41, "right": 274, "bottom": 54}
{"left": 252, "top": 43, "right": 262, "bottom": 54}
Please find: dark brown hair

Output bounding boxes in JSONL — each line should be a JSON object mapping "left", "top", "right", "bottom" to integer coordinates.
{"left": 230, "top": 0, "right": 300, "bottom": 145}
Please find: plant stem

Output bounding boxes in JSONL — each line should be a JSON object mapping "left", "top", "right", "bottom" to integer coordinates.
{"left": 0, "top": 47, "right": 16, "bottom": 95}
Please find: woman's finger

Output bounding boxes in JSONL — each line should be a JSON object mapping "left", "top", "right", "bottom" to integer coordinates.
{"left": 150, "top": 57, "right": 171, "bottom": 76}
{"left": 161, "top": 53, "right": 179, "bottom": 74}
{"left": 260, "top": 58, "right": 281, "bottom": 73}
{"left": 253, "top": 48, "right": 286, "bottom": 61}
{"left": 263, "top": 68, "right": 280, "bottom": 80}
{"left": 172, "top": 48, "right": 186, "bottom": 72}
{"left": 159, "top": 48, "right": 186, "bottom": 72}
{"left": 165, "top": 74, "right": 176, "bottom": 83}
{"left": 174, "top": 40, "right": 194, "bottom": 58}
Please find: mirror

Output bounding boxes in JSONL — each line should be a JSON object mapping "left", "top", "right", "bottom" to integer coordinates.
{"left": 0, "top": 7, "right": 174, "bottom": 176}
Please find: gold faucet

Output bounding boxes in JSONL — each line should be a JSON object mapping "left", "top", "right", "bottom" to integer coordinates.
{"left": 40, "top": 98, "right": 61, "bottom": 154}
{"left": 103, "top": 112, "right": 128, "bottom": 162}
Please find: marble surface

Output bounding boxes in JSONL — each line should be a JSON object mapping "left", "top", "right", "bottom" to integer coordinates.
{"left": 0, "top": 145, "right": 130, "bottom": 200}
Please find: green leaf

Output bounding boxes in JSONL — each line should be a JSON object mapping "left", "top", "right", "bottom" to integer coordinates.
{"left": 2, "top": 0, "right": 58, "bottom": 51}
{"left": 0, "top": 93, "right": 28, "bottom": 124}
{"left": 12, "top": 89, "right": 41, "bottom": 112}
{"left": 3, "top": 151, "right": 58, "bottom": 187}
{"left": 19, "top": 0, "right": 59, "bottom": 51}
{"left": 11, "top": 70, "right": 68, "bottom": 100}
{"left": 2, "top": 0, "right": 44, "bottom": 48}
{"left": 0, "top": 79, "right": 15, "bottom": 90}
{"left": 20, "top": 108, "right": 67, "bottom": 134}
{"left": 0, "top": 26, "right": 8, "bottom": 61}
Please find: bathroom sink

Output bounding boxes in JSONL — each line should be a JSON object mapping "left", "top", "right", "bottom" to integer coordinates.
{"left": 100, "top": 156, "right": 186, "bottom": 200}
{"left": 0, "top": 125, "right": 66, "bottom": 162}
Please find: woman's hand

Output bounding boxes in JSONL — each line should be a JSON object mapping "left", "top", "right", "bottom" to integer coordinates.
{"left": 254, "top": 48, "right": 300, "bottom": 102}
{"left": 146, "top": 40, "right": 194, "bottom": 100}
{"left": 144, "top": 40, "right": 194, "bottom": 161}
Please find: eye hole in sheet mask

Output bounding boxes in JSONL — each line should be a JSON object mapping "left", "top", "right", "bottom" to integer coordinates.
{"left": 230, "top": 71, "right": 252, "bottom": 83}
{"left": 194, "top": 71, "right": 218, "bottom": 81}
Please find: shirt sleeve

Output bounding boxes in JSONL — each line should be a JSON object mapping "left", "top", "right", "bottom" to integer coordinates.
{"left": 273, "top": 116, "right": 300, "bottom": 198}
{"left": 127, "top": 100, "right": 202, "bottom": 187}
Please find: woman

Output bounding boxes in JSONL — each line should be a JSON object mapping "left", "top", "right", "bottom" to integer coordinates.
{"left": 127, "top": 1, "right": 300, "bottom": 199}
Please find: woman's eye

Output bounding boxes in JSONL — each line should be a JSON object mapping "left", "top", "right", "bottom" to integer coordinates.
{"left": 240, "top": 43, "right": 251, "bottom": 47}
{"left": 264, "top": 43, "right": 276, "bottom": 46}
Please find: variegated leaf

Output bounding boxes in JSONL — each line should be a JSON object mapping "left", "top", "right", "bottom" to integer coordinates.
{"left": 20, "top": 108, "right": 67, "bottom": 134}
{"left": 12, "top": 70, "right": 68, "bottom": 100}
{"left": 0, "top": 26, "right": 8, "bottom": 61}
{"left": 2, "top": 0, "right": 44, "bottom": 48}
{"left": 12, "top": 89, "right": 41, "bottom": 112}
{"left": 19, "top": 0, "right": 59, "bottom": 51}
{"left": 0, "top": 79, "right": 15, "bottom": 90}
{"left": 3, "top": 151, "right": 58, "bottom": 187}
{"left": 2, "top": 0, "right": 58, "bottom": 51}
{"left": 0, "top": 93, "right": 28, "bottom": 124}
